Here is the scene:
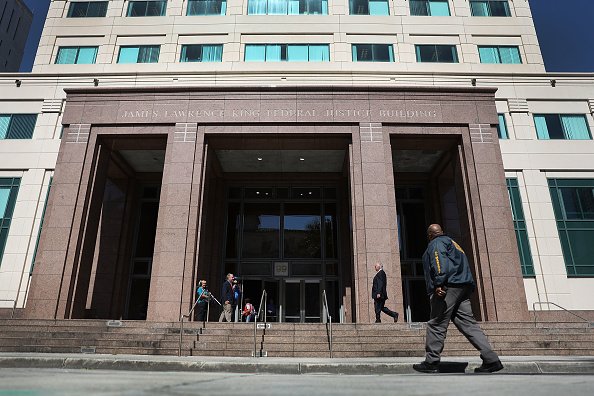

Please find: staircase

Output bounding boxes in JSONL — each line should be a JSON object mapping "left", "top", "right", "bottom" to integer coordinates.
{"left": 0, "top": 319, "right": 592, "bottom": 357}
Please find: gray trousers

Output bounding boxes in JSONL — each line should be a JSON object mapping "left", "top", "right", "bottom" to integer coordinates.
{"left": 425, "top": 285, "right": 499, "bottom": 364}
{"left": 219, "top": 302, "right": 232, "bottom": 322}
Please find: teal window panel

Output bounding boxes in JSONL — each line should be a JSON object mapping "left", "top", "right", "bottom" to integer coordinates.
{"left": 506, "top": 178, "right": 535, "bottom": 277}
{"left": 479, "top": 46, "right": 521, "bottom": 64}
{"left": 534, "top": 114, "right": 591, "bottom": 140}
{"left": 245, "top": 44, "right": 266, "bottom": 61}
{"left": 349, "top": 0, "right": 389, "bottom": 16}
{"left": 415, "top": 44, "right": 458, "bottom": 63}
{"left": 470, "top": 0, "right": 510, "bottom": 17}
{"left": 0, "top": 114, "right": 37, "bottom": 139}
{"left": 410, "top": 0, "right": 450, "bottom": 16}
{"left": 247, "top": 0, "right": 326, "bottom": 15}
{"left": 127, "top": 1, "right": 167, "bottom": 16}
{"left": 187, "top": 0, "right": 226, "bottom": 15}
{"left": 118, "top": 46, "right": 160, "bottom": 63}
{"left": 497, "top": 114, "right": 508, "bottom": 139}
{"left": 180, "top": 44, "right": 223, "bottom": 62}
{"left": 67, "top": 1, "right": 108, "bottom": 17}
{"left": 0, "top": 178, "right": 20, "bottom": 267}
{"left": 56, "top": 46, "right": 98, "bottom": 64}
{"left": 352, "top": 44, "right": 394, "bottom": 62}
{"left": 268, "top": 0, "right": 288, "bottom": 14}
{"left": 247, "top": 0, "right": 267, "bottom": 14}
{"left": 549, "top": 179, "right": 594, "bottom": 276}
{"left": 245, "top": 44, "right": 329, "bottom": 61}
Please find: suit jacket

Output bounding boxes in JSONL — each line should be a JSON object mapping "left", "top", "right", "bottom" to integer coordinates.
{"left": 221, "top": 281, "right": 233, "bottom": 304}
{"left": 372, "top": 269, "right": 388, "bottom": 300}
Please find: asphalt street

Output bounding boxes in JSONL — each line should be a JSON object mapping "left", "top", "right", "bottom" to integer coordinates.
{"left": 1, "top": 369, "right": 594, "bottom": 396}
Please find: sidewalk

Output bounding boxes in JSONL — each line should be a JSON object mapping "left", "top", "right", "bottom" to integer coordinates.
{"left": 0, "top": 353, "right": 593, "bottom": 374}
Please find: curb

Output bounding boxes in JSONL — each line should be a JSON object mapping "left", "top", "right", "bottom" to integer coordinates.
{"left": 1, "top": 357, "right": 594, "bottom": 374}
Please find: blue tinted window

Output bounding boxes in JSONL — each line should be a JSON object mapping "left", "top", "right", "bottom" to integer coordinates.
{"left": 67, "top": 1, "right": 108, "bottom": 17}
{"left": 118, "top": 46, "right": 160, "bottom": 63}
{"left": 479, "top": 46, "right": 521, "bottom": 64}
{"left": 410, "top": 0, "right": 450, "bottom": 16}
{"left": 55, "top": 46, "right": 98, "bottom": 64}
{"left": 352, "top": 44, "right": 394, "bottom": 62}
{"left": 0, "top": 114, "right": 37, "bottom": 139}
{"left": 181, "top": 44, "right": 223, "bottom": 62}
{"left": 535, "top": 114, "right": 591, "bottom": 140}
{"left": 245, "top": 44, "right": 329, "bottom": 61}
{"left": 187, "top": 0, "right": 226, "bottom": 15}
{"left": 127, "top": 1, "right": 167, "bottom": 16}
{"left": 349, "top": 0, "right": 389, "bottom": 15}
{"left": 415, "top": 45, "right": 458, "bottom": 63}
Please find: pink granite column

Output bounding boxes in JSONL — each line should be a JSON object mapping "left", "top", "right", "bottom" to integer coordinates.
{"left": 25, "top": 124, "right": 93, "bottom": 319}
{"left": 146, "top": 123, "right": 203, "bottom": 322}
{"left": 351, "top": 123, "right": 402, "bottom": 323}
{"left": 466, "top": 124, "right": 529, "bottom": 321}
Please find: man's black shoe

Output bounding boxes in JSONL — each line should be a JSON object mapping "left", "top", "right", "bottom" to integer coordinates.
{"left": 474, "top": 360, "right": 504, "bottom": 373}
{"left": 393, "top": 313, "right": 399, "bottom": 323}
{"left": 413, "top": 361, "right": 439, "bottom": 373}
{"left": 375, "top": 319, "right": 381, "bottom": 323}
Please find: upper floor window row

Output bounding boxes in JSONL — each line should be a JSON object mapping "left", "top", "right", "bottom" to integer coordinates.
{"left": 67, "top": 1, "right": 108, "bottom": 18}
{"left": 245, "top": 44, "right": 330, "bottom": 62}
{"left": 0, "top": 114, "right": 38, "bottom": 140}
{"left": 410, "top": 0, "right": 450, "bottom": 16}
{"left": 65, "top": 0, "right": 513, "bottom": 17}
{"left": 248, "top": 0, "right": 328, "bottom": 15}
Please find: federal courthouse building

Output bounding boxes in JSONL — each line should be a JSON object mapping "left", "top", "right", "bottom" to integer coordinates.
{"left": 0, "top": 0, "right": 593, "bottom": 324}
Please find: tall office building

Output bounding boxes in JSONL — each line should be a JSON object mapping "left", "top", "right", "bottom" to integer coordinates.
{"left": 0, "top": 0, "right": 32, "bottom": 71}
{"left": 0, "top": 0, "right": 593, "bottom": 324}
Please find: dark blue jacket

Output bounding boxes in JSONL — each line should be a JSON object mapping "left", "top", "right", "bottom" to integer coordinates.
{"left": 422, "top": 235, "right": 475, "bottom": 296}
{"left": 221, "top": 280, "right": 233, "bottom": 304}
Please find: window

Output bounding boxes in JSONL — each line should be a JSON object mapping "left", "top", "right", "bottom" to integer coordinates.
{"left": 479, "top": 46, "right": 521, "bottom": 64}
{"left": 67, "top": 1, "right": 108, "bottom": 17}
{"left": 415, "top": 45, "right": 458, "bottom": 63}
{"left": 506, "top": 179, "right": 535, "bottom": 277}
{"left": 247, "top": 0, "right": 328, "bottom": 15}
{"left": 55, "top": 46, "right": 98, "bottom": 64}
{"left": 180, "top": 44, "right": 223, "bottom": 62}
{"left": 352, "top": 44, "right": 394, "bottom": 62}
{"left": 349, "top": 0, "right": 389, "bottom": 16}
{"left": 0, "top": 114, "right": 37, "bottom": 139}
{"left": 0, "top": 178, "right": 20, "bottom": 267}
{"left": 187, "top": 0, "right": 226, "bottom": 15}
{"left": 126, "top": 1, "right": 167, "bottom": 16}
{"left": 410, "top": 0, "right": 450, "bottom": 16}
{"left": 470, "top": 0, "right": 510, "bottom": 17}
{"left": 117, "top": 45, "right": 160, "bottom": 63}
{"left": 497, "top": 114, "right": 508, "bottom": 139}
{"left": 549, "top": 179, "right": 594, "bottom": 276}
{"left": 245, "top": 44, "right": 330, "bottom": 62}
{"left": 534, "top": 114, "right": 591, "bottom": 140}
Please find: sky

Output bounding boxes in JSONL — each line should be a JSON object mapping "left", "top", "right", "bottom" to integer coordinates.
{"left": 17, "top": 0, "right": 594, "bottom": 73}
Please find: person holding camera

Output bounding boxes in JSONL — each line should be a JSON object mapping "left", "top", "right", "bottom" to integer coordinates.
{"left": 196, "top": 279, "right": 210, "bottom": 322}
{"left": 413, "top": 224, "right": 503, "bottom": 374}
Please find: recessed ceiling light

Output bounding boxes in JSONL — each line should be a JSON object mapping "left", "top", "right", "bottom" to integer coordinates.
{"left": 256, "top": 191, "right": 260, "bottom": 195}
{"left": 257, "top": 157, "right": 263, "bottom": 161}
{"left": 299, "top": 157, "right": 305, "bottom": 161}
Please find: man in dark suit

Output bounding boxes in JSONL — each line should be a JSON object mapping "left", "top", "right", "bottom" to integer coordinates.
{"left": 219, "top": 273, "right": 234, "bottom": 322}
{"left": 372, "top": 263, "right": 399, "bottom": 323}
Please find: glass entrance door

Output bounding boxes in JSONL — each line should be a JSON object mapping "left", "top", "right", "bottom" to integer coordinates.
{"left": 283, "top": 279, "right": 321, "bottom": 322}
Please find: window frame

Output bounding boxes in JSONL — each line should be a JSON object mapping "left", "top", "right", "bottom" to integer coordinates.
{"left": 247, "top": 0, "right": 328, "bottom": 15}
{"left": 126, "top": 0, "right": 167, "bottom": 17}
{"left": 0, "top": 178, "right": 20, "bottom": 267}
{"left": 409, "top": 0, "right": 451, "bottom": 16}
{"left": 186, "top": 0, "right": 227, "bottom": 15}
{"left": 244, "top": 44, "right": 330, "bottom": 62}
{"left": 351, "top": 44, "right": 394, "bottom": 62}
{"left": 549, "top": 179, "right": 594, "bottom": 277}
{"left": 180, "top": 44, "right": 224, "bottom": 62}
{"left": 348, "top": 0, "right": 390, "bottom": 16}
{"left": 415, "top": 44, "right": 459, "bottom": 63}
{"left": 0, "top": 114, "right": 38, "bottom": 140}
{"left": 534, "top": 114, "right": 592, "bottom": 140}
{"left": 478, "top": 45, "right": 522, "bottom": 64}
{"left": 117, "top": 45, "right": 161, "bottom": 64}
{"left": 67, "top": 1, "right": 109, "bottom": 18}
{"left": 470, "top": 0, "right": 511, "bottom": 17}
{"left": 55, "top": 46, "right": 99, "bottom": 65}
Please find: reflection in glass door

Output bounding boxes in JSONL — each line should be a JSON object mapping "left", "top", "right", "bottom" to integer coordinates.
{"left": 284, "top": 280, "right": 301, "bottom": 322}
{"left": 283, "top": 280, "right": 321, "bottom": 323}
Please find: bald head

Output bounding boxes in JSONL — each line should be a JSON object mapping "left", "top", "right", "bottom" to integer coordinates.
{"left": 427, "top": 224, "right": 444, "bottom": 241}
{"left": 374, "top": 263, "right": 382, "bottom": 272}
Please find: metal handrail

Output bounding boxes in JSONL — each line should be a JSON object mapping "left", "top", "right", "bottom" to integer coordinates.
{"left": 178, "top": 290, "right": 206, "bottom": 357}
{"left": 253, "top": 289, "right": 267, "bottom": 358}
{"left": 532, "top": 301, "right": 591, "bottom": 327}
{"left": 322, "top": 290, "right": 333, "bottom": 358}
{"left": 0, "top": 299, "right": 17, "bottom": 319}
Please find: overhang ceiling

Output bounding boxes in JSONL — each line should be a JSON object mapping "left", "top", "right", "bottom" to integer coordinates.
{"left": 392, "top": 150, "right": 444, "bottom": 173}
{"left": 118, "top": 150, "right": 166, "bottom": 173}
{"left": 215, "top": 150, "right": 346, "bottom": 173}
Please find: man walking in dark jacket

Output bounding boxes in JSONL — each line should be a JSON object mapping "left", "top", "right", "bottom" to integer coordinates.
{"left": 413, "top": 224, "right": 503, "bottom": 374}
{"left": 371, "top": 263, "right": 399, "bottom": 323}
{"left": 219, "top": 273, "right": 234, "bottom": 322}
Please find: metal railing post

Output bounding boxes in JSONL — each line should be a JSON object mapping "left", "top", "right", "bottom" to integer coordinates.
{"left": 322, "top": 290, "right": 333, "bottom": 358}
{"left": 253, "top": 289, "right": 267, "bottom": 358}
